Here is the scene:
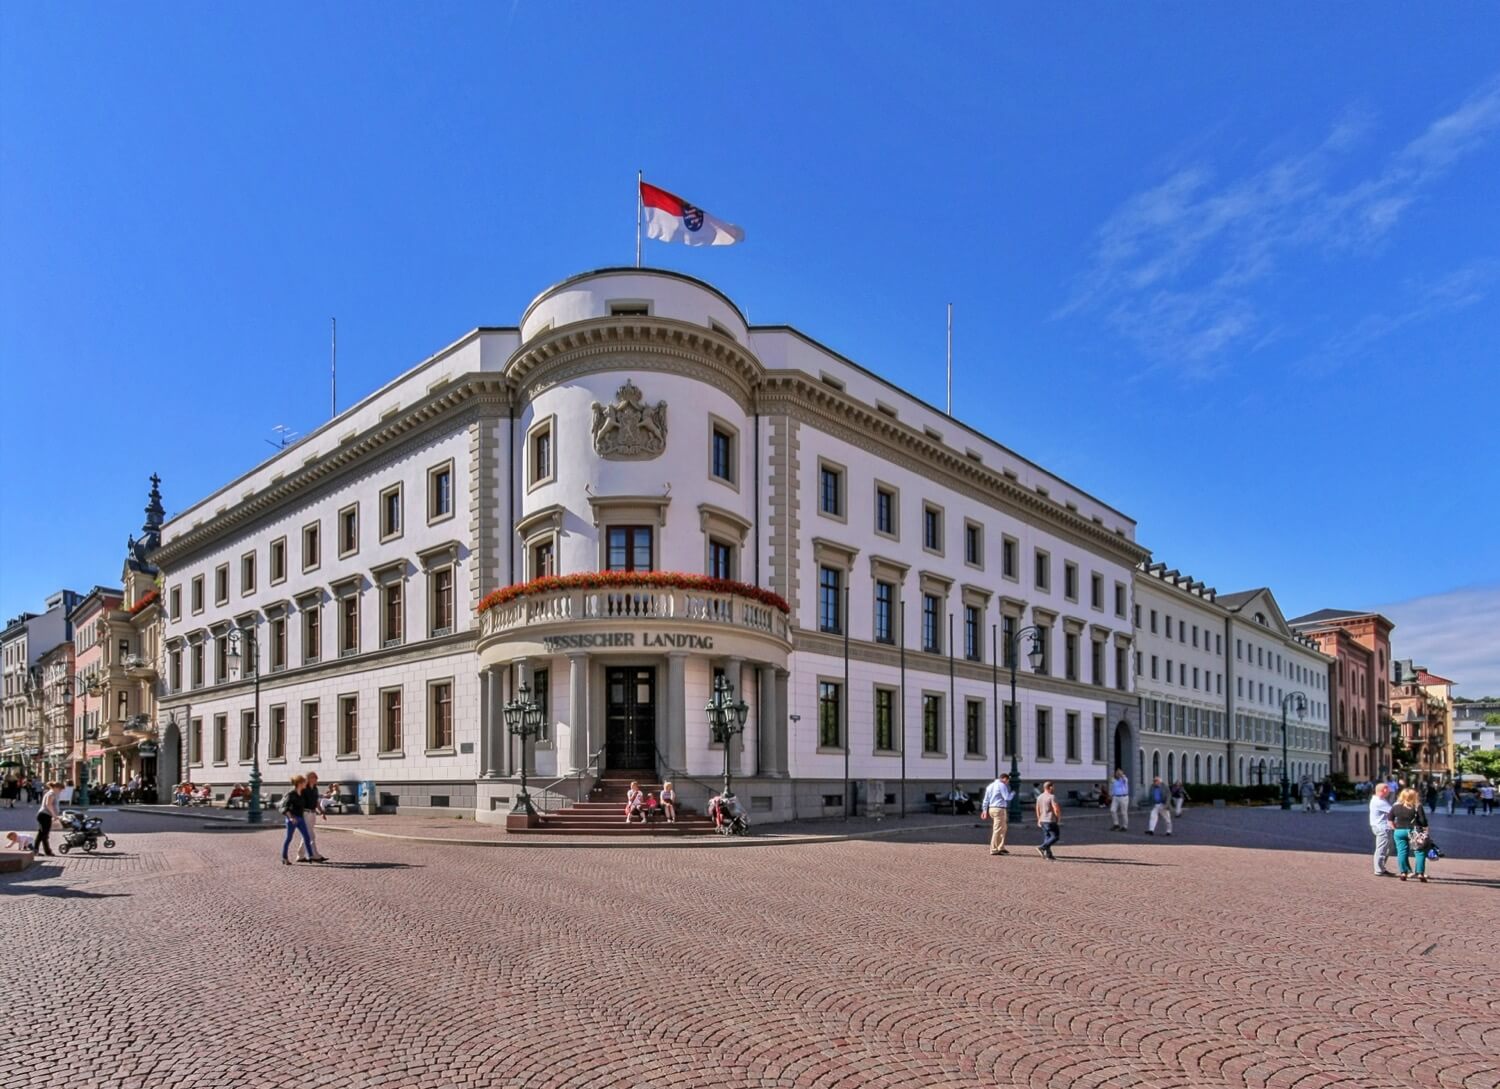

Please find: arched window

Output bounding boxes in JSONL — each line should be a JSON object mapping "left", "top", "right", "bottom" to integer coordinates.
{"left": 1194, "top": 753, "right": 1201, "bottom": 783}
{"left": 1218, "top": 755, "right": 1225, "bottom": 783}
{"left": 1152, "top": 750, "right": 1161, "bottom": 779}
{"left": 1167, "top": 752, "right": 1174, "bottom": 782}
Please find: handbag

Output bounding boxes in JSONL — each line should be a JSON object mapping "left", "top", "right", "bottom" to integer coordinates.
{"left": 1411, "top": 827, "right": 1430, "bottom": 851}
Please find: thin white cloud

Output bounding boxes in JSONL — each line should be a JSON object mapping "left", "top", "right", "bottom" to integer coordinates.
{"left": 1312, "top": 259, "right": 1496, "bottom": 368}
{"left": 1062, "top": 76, "right": 1500, "bottom": 371}
{"left": 1376, "top": 584, "right": 1500, "bottom": 699}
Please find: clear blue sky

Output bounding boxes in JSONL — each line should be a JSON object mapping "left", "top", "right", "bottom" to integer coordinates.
{"left": 2, "top": 5, "right": 1496, "bottom": 685}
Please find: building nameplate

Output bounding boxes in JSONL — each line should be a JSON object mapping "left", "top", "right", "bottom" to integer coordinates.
{"left": 539, "top": 631, "right": 715, "bottom": 653}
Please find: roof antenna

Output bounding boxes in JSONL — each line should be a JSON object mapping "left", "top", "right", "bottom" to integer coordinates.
{"left": 945, "top": 303, "right": 953, "bottom": 416}
{"left": 265, "top": 424, "right": 298, "bottom": 450}
{"left": 331, "top": 317, "right": 338, "bottom": 418}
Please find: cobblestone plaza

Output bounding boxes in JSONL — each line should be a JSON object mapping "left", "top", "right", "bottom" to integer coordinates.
{"left": 4, "top": 806, "right": 1498, "bottom": 1088}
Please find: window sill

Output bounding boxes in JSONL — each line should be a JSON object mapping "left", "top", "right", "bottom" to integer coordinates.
{"left": 427, "top": 510, "right": 455, "bottom": 527}
{"left": 340, "top": 649, "right": 359, "bottom": 659}
{"left": 304, "top": 657, "right": 321, "bottom": 667}
{"left": 378, "top": 751, "right": 405, "bottom": 760}
{"left": 431, "top": 627, "right": 454, "bottom": 639}
{"left": 213, "top": 761, "right": 228, "bottom": 768}
{"left": 962, "top": 753, "right": 987, "bottom": 761}
{"left": 382, "top": 639, "right": 404, "bottom": 650}
{"left": 871, "top": 748, "right": 899, "bottom": 757}
{"left": 921, "top": 750, "right": 945, "bottom": 759}
{"left": 301, "top": 755, "right": 321, "bottom": 763}
{"left": 268, "top": 757, "right": 287, "bottom": 765}
{"left": 814, "top": 746, "right": 847, "bottom": 755}
{"left": 424, "top": 748, "right": 456, "bottom": 758}
{"left": 336, "top": 753, "right": 360, "bottom": 761}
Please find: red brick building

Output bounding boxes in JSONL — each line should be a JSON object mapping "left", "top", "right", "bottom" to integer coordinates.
{"left": 1289, "top": 609, "right": 1394, "bottom": 782}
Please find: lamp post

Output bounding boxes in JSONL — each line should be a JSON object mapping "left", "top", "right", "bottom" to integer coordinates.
{"left": 1278, "top": 690, "right": 1307, "bottom": 811}
{"left": 705, "top": 672, "right": 749, "bottom": 799}
{"left": 503, "top": 681, "right": 544, "bottom": 816}
{"left": 225, "top": 626, "right": 264, "bottom": 824}
{"left": 1005, "top": 625, "right": 1047, "bottom": 822}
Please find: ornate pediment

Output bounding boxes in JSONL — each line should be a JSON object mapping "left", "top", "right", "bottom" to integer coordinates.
{"left": 591, "top": 380, "right": 667, "bottom": 460}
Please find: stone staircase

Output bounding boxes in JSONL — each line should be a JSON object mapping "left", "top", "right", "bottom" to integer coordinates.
{"left": 513, "top": 771, "right": 718, "bottom": 837}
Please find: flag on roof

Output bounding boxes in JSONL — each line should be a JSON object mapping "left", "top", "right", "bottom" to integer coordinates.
{"left": 640, "top": 181, "right": 745, "bottom": 247}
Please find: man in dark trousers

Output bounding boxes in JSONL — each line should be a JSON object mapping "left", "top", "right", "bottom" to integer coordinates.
{"left": 1035, "top": 780, "right": 1062, "bottom": 861}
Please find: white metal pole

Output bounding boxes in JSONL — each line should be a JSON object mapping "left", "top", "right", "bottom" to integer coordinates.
{"left": 636, "top": 170, "right": 643, "bottom": 268}
{"left": 331, "top": 317, "right": 337, "bottom": 418}
{"left": 946, "top": 302, "right": 953, "bottom": 416}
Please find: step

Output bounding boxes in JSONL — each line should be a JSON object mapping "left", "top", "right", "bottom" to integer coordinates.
{"left": 510, "top": 824, "right": 718, "bottom": 837}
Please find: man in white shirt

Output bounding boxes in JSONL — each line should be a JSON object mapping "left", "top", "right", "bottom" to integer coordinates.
{"left": 979, "top": 774, "right": 1015, "bottom": 856}
{"left": 1109, "top": 769, "right": 1131, "bottom": 831}
{"left": 1481, "top": 783, "right": 1496, "bottom": 815}
{"left": 1369, "top": 783, "right": 1394, "bottom": 877}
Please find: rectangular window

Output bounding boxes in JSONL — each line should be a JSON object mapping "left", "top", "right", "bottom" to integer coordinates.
{"left": 191, "top": 575, "right": 204, "bottom": 613}
{"left": 923, "top": 505, "right": 943, "bottom": 552}
{"left": 303, "top": 604, "right": 320, "bottom": 665}
{"left": 528, "top": 538, "right": 555, "bottom": 579}
{"left": 380, "top": 688, "right": 402, "bottom": 754}
{"left": 1034, "top": 626, "right": 1050, "bottom": 675}
{"left": 1034, "top": 549, "right": 1050, "bottom": 591}
{"left": 922, "top": 694, "right": 943, "bottom": 753}
{"left": 818, "top": 680, "right": 842, "bottom": 749}
{"left": 875, "top": 487, "right": 896, "bottom": 536}
{"left": 1091, "top": 572, "right": 1103, "bottom": 609}
{"left": 379, "top": 484, "right": 403, "bottom": 541}
{"left": 873, "top": 581, "right": 894, "bottom": 644}
{"left": 1166, "top": 659, "right": 1174, "bottom": 684}
{"left": 338, "top": 505, "right": 359, "bottom": 557}
{"left": 606, "top": 526, "right": 653, "bottom": 572}
{"left": 964, "top": 522, "right": 982, "bottom": 566}
{"left": 214, "top": 564, "right": 229, "bottom": 605}
{"left": 1004, "top": 702, "right": 1017, "bottom": 756}
{"left": 269, "top": 616, "right": 286, "bottom": 671}
{"left": 189, "top": 718, "right": 202, "bottom": 765}
{"left": 963, "top": 604, "right": 981, "bottom": 661}
{"left": 170, "top": 648, "right": 183, "bottom": 692}
{"left": 191, "top": 642, "right": 204, "bottom": 688}
{"left": 239, "top": 710, "right": 255, "bottom": 761}
{"left": 921, "top": 594, "right": 941, "bottom": 654}
{"left": 711, "top": 427, "right": 734, "bottom": 482}
{"left": 213, "top": 713, "right": 227, "bottom": 763}
{"left": 818, "top": 566, "right": 843, "bottom": 634}
{"left": 531, "top": 668, "right": 550, "bottom": 742}
{"left": 708, "top": 539, "right": 733, "bottom": 581}
{"left": 428, "top": 460, "right": 454, "bottom": 522}
{"left": 1064, "top": 562, "right": 1078, "bottom": 601}
{"left": 1066, "top": 711, "right": 1079, "bottom": 761}
{"left": 1092, "top": 715, "right": 1105, "bottom": 763}
{"left": 1116, "top": 647, "right": 1127, "bottom": 690}
{"left": 819, "top": 463, "right": 843, "bottom": 517}
{"left": 530, "top": 423, "right": 554, "bottom": 486}
{"left": 268, "top": 704, "right": 286, "bottom": 760}
{"left": 874, "top": 687, "right": 896, "bottom": 751}
{"left": 1116, "top": 583, "right": 1127, "bottom": 618}
{"left": 428, "top": 680, "right": 453, "bottom": 751}
{"left": 1091, "top": 640, "right": 1104, "bottom": 685}
{"left": 965, "top": 699, "right": 983, "bottom": 756}
{"left": 431, "top": 567, "right": 455, "bottom": 635}
{"left": 339, "top": 594, "right": 359, "bottom": 656}
{"left": 1166, "top": 616, "right": 1173, "bottom": 639}
{"left": 1002, "top": 614, "right": 1017, "bottom": 668}
{"left": 269, "top": 538, "right": 286, "bottom": 584}
{"left": 1002, "top": 536, "right": 1018, "bottom": 579}
{"left": 301, "top": 701, "right": 320, "bottom": 759}
{"left": 240, "top": 552, "right": 257, "bottom": 596}
{"left": 1035, "top": 707, "right": 1051, "bottom": 759}
{"left": 337, "top": 695, "right": 358, "bottom": 757}
{"left": 1065, "top": 631, "right": 1079, "bottom": 681}
{"left": 302, "top": 522, "right": 321, "bottom": 571}
{"left": 382, "top": 582, "right": 403, "bottom": 646}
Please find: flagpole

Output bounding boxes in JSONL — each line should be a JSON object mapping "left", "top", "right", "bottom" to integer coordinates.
{"left": 946, "top": 302, "right": 953, "bottom": 416}
{"left": 635, "top": 170, "right": 642, "bottom": 268}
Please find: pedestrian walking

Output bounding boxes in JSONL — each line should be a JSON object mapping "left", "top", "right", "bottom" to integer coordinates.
{"left": 1299, "top": 776, "right": 1314, "bottom": 812}
{"left": 1, "top": 775, "right": 18, "bottom": 808}
{"left": 1109, "top": 768, "right": 1131, "bottom": 831}
{"left": 279, "top": 775, "right": 317, "bottom": 866}
{"left": 1388, "top": 788, "right": 1429, "bottom": 883}
{"left": 1441, "top": 785, "right": 1455, "bottom": 816}
{"left": 1463, "top": 788, "right": 1478, "bottom": 816}
{"left": 1369, "top": 783, "right": 1393, "bottom": 877}
{"left": 1481, "top": 783, "right": 1496, "bottom": 815}
{"left": 35, "top": 781, "right": 61, "bottom": 856}
{"left": 1145, "top": 777, "right": 1173, "bottom": 836}
{"left": 1170, "top": 781, "right": 1188, "bottom": 817}
{"left": 1035, "top": 780, "right": 1061, "bottom": 861}
{"left": 979, "top": 773, "right": 1014, "bottom": 856}
{"left": 293, "top": 772, "right": 329, "bottom": 863}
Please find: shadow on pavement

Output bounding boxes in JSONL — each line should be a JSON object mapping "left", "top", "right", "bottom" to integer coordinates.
{"left": 309, "top": 860, "right": 421, "bottom": 870}
{"left": 1055, "top": 855, "right": 1163, "bottom": 866}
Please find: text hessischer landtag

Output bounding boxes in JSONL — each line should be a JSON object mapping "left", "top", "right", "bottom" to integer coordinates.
{"left": 539, "top": 631, "right": 715, "bottom": 653}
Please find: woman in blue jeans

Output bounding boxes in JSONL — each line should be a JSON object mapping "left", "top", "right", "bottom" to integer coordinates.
{"left": 280, "top": 774, "right": 316, "bottom": 866}
{"left": 1387, "top": 787, "right": 1428, "bottom": 883}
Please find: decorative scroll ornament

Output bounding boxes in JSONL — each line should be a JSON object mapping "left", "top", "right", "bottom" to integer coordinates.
{"left": 591, "top": 380, "right": 668, "bottom": 460}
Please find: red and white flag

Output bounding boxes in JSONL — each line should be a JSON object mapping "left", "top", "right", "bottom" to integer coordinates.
{"left": 640, "top": 181, "right": 745, "bottom": 247}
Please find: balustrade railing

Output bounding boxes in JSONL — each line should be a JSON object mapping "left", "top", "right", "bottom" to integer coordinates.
{"left": 482, "top": 585, "right": 790, "bottom": 642}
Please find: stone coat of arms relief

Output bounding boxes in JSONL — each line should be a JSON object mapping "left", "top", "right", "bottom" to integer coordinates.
{"left": 591, "top": 380, "right": 668, "bottom": 459}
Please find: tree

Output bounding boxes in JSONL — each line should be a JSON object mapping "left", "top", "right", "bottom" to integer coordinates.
{"left": 1455, "top": 747, "right": 1500, "bottom": 782}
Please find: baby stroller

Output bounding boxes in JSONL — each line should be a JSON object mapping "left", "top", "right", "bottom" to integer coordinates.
{"left": 707, "top": 793, "right": 750, "bottom": 837}
{"left": 57, "top": 810, "right": 116, "bottom": 853}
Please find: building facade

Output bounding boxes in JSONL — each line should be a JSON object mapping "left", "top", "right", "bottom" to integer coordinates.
{"left": 150, "top": 268, "right": 1148, "bottom": 822}
{"left": 1453, "top": 700, "right": 1500, "bottom": 754}
{"left": 1132, "top": 563, "right": 1230, "bottom": 789}
{"left": 66, "top": 587, "right": 125, "bottom": 788}
{"left": 1, "top": 589, "right": 80, "bottom": 770}
{"left": 1289, "top": 608, "right": 1394, "bottom": 781}
{"left": 1219, "top": 589, "right": 1333, "bottom": 788}
{"left": 1389, "top": 661, "right": 1457, "bottom": 782}
{"left": 38, "top": 640, "right": 74, "bottom": 781}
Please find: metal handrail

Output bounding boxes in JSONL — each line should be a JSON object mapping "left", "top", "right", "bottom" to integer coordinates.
{"left": 533, "top": 743, "right": 607, "bottom": 813}
{"left": 650, "top": 744, "right": 723, "bottom": 801}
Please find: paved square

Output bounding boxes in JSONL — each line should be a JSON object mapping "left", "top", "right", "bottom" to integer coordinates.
{"left": 3, "top": 804, "right": 1498, "bottom": 1088}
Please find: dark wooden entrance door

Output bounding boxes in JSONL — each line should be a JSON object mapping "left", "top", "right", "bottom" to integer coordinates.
{"left": 605, "top": 666, "right": 657, "bottom": 770}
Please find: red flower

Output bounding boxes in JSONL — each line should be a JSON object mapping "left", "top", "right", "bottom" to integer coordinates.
{"left": 128, "top": 588, "right": 160, "bottom": 616}
{"left": 476, "top": 571, "right": 790, "bottom": 615}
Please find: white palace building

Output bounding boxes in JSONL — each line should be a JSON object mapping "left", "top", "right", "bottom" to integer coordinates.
{"left": 152, "top": 268, "right": 1154, "bottom": 823}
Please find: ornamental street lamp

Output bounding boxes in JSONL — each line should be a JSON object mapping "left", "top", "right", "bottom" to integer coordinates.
{"left": 705, "top": 673, "right": 750, "bottom": 799}
{"left": 225, "top": 626, "right": 264, "bottom": 824}
{"left": 1279, "top": 690, "right": 1308, "bottom": 811}
{"left": 503, "top": 681, "right": 544, "bottom": 816}
{"left": 64, "top": 674, "right": 104, "bottom": 806}
{"left": 1005, "top": 625, "right": 1047, "bottom": 822}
